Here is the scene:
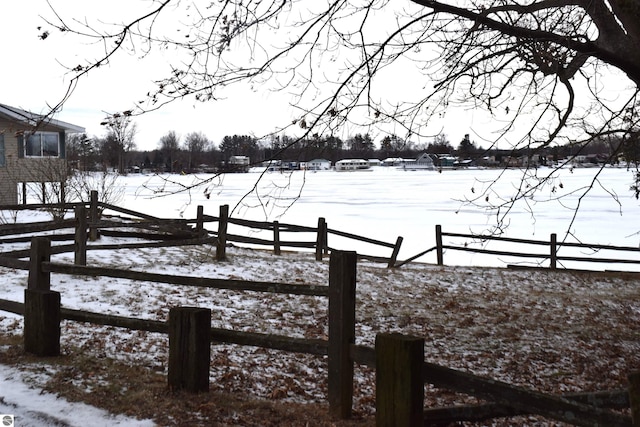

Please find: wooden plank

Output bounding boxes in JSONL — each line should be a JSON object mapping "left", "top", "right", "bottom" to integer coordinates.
{"left": 75, "top": 205, "right": 87, "bottom": 266}
{"left": 387, "top": 236, "right": 403, "bottom": 268}
{"left": 98, "top": 202, "right": 162, "bottom": 220}
{"left": 273, "top": 221, "right": 281, "bottom": 255}
{"left": 0, "top": 233, "right": 74, "bottom": 244}
{"left": 376, "top": 333, "right": 424, "bottom": 426}
{"left": 89, "top": 190, "right": 99, "bottom": 241}
{"left": 350, "top": 345, "right": 630, "bottom": 426}
{"left": 0, "top": 298, "right": 25, "bottom": 315}
{"left": 0, "top": 218, "right": 76, "bottom": 236}
{"left": 550, "top": 233, "right": 557, "bottom": 269}
{"left": 217, "top": 204, "right": 228, "bottom": 261}
{"left": 42, "top": 261, "right": 329, "bottom": 297}
{"left": 442, "top": 245, "right": 546, "bottom": 259}
{"left": 421, "top": 390, "right": 630, "bottom": 423}
{"left": 422, "top": 361, "right": 631, "bottom": 426}
{"left": 441, "top": 230, "right": 549, "bottom": 246}
{"left": 28, "top": 237, "right": 51, "bottom": 291}
{"left": 61, "top": 307, "right": 168, "bottom": 333}
{"left": 316, "top": 218, "right": 326, "bottom": 261}
{"left": 226, "top": 233, "right": 315, "bottom": 248}
{"left": 168, "top": 307, "right": 211, "bottom": 392}
{"left": 328, "top": 227, "right": 397, "bottom": 249}
{"left": 328, "top": 251, "right": 357, "bottom": 419}
{"left": 98, "top": 229, "right": 199, "bottom": 240}
{"left": 24, "top": 289, "right": 60, "bottom": 356}
{"left": 58, "top": 307, "right": 328, "bottom": 355}
{"left": 394, "top": 246, "right": 437, "bottom": 268}
{"left": 0, "top": 257, "right": 29, "bottom": 270}
{"left": 436, "top": 225, "right": 443, "bottom": 265}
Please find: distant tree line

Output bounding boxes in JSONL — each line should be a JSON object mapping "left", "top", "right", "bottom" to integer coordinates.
{"left": 65, "top": 116, "right": 639, "bottom": 174}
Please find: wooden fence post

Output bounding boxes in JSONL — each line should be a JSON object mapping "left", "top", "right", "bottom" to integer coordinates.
{"left": 196, "top": 205, "right": 204, "bottom": 236}
{"left": 24, "top": 289, "right": 61, "bottom": 356}
{"left": 168, "top": 307, "right": 212, "bottom": 393}
{"left": 388, "top": 236, "right": 403, "bottom": 268}
{"left": 25, "top": 237, "right": 60, "bottom": 356}
{"left": 89, "top": 190, "right": 99, "bottom": 241}
{"left": 75, "top": 205, "right": 87, "bottom": 266}
{"left": 28, "top": 237, "right": 51, "bottom": 291}
{"left": 550, "top": 233, "right": 557, "bottom": 269}
{"left": 435, "top": 225, "right": 443, "bottom": 265}
{"left": 328, "top": 250, "right": 357, "bottom": 419}
{"left": 375, "top": 333, "right": 424, "bottom": 427}
{"left": 273, "top": 221, "right": 281, "bottom": 255}
{"left": 629, "top": 371, "right": 640, "bottom": 425}
{"left": 316, "top": 217, "right": 327, "bottom": 261}
{"left": 217, "top": 205, "right": 229, "bottom": 261}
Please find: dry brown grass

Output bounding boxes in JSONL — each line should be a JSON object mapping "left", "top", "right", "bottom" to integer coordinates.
{"left": 0, "top": 334, "right": 371, "bottom": 426}
{"left": 1, "top": 246, "right": 640, "bottom": 426}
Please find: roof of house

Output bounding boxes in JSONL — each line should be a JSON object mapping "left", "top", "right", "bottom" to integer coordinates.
{"left": 0, "top": 103, "right": 85, "bottom": 133}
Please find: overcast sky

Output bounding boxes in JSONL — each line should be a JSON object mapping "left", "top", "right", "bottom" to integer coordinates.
{"left": 0, "top": 1, "right": 499, "bottom": 152}
{"left": 6, "top": 1, "right": 626, "bottom": 153}
{"left": 2, "top": 1, "right": 303, "bottom": 150}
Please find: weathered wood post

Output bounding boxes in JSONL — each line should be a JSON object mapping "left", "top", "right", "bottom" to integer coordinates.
{"left": 550, "top": 233, "right": 557, "bottom": 269}
{"left": 25, "top": 237, "right": 61, "bottom": 356}
{"left": 628, "top": 371, "right": 640, "bottom": 425}
{"left": 273, "top": 221, "right": 281, "bottom": 256}
{"left": 316, "top": 217, "right": 327, "bottom": 261}
{"left": 328, "top": 250, "right": 357, "bottom": 419}
{"left": 388, "top": 236, "right": 403, "bottom": 268}
{"left": 75, "top": 205, "right": 87, "bottom": 266}
{"left": 60, "top": 181, "right": 66, "bottom": 207}
{"left": 216, "top": 204, "right": 229, "bottom": 261}
{"left": 375, "top": 333, "right": 424, "bottom": 427}
{"left": 28, "top": 237, "right": 51, "bottom": 290}
{"left": 435, "top": 225, "right": 444, "bottom": 265}
{"left": 89, "top": 190, "right": 99, "bottom": 241}
{"left": 196, "top": 205, "right": 205, "bottom": 236}
{"left": 168, "top": 307, "right": 212, "bottom": 393}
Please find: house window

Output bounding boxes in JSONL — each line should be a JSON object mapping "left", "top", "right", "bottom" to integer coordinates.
{"left": 0, "top": 134, "right": 5, "bottom": 166}
{"left": 25, "top": 132, "right": 60, "bottom": 157}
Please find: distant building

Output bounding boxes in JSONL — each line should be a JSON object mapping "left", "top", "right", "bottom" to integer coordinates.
{"left": 228, "top": 155, "right": 250, "bottom": 172}
{"left": 335, "top": 159, "right": 371, "bottom": 171}
{"left": 0, "top": 103, "right": 85, "bottom": 204}
{"left": 307, "top": 158, "right": 332, "bottom": 170}
{"left": 381, "top": 157, "right": 405, "bottom": 167}
{"left": 403, "top": 153, "right": 435, "bottom": 170}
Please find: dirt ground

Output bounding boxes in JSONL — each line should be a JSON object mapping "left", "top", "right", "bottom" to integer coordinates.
{"left": 1, "top": 246, "right": 639, "bottom": 426}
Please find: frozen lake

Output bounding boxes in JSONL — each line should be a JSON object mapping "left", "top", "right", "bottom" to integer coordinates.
{"left": 121, "top": 166, "right": 640, "bottom": 271}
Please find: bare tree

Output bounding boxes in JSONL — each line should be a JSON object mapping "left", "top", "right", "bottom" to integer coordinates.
{"left": 101, "top": 114, "right": 137, "bottom": 173}
{"left": 183, "top": 131, "right": 211, "bottom": 171}
{"left": 42, "top": 0, "right": 640, "bottom": 228}
{"left": 158, "top": 130, "right": 181, "bottom": 173}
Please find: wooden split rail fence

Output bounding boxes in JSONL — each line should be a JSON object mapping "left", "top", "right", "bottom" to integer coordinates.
{"left": 0, "top": 191, "right": 404, "bottom": 268}
{"left": 2, "top": 191, "right": 639, "bottom": 271}
{"left": 0, "top": 239, "right": 638, "bottom": 426}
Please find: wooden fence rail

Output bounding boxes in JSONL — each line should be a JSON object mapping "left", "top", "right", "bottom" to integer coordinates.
{"left": 430, "top": 225, "right": 640, "bottom": 271}
{"left": 4, "top": 195, "right": 639, "bottom": 271}
{"left": 1, "top": 238, "right": 638, "bottom": 425}
{"left": 0, "top": 194, "right": 406, "bottom": 268}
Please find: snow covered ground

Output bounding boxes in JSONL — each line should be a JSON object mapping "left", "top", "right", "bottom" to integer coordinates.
{"left": 0, "top": 363, "right": 154, "bottom": 427}
{"left": 125, "top": 165, "right": 640, "bottom": 271}
{"left": 0, "top": 166, "right": 639, "bottom": 426}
